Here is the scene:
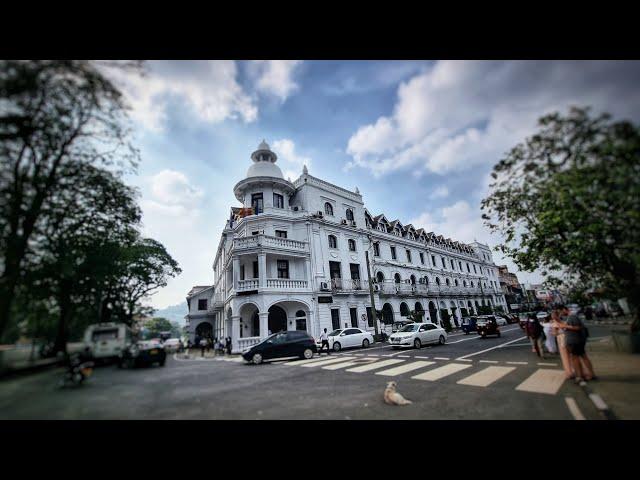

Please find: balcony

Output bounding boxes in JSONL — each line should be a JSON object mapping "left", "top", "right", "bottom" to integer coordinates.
{"left": 233, "top": 234, "right": 308, "bottom": 256}
{"left": 330, "top": 278, "right": 370, "bottom": 294}
{"left": 237, "top": 279, "right": 259, "bottom": 291}
{"left": 266, "top": 278, "right": 309, "bottom": 289}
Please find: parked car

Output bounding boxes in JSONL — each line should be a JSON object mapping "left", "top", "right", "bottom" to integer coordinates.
{"left": 243, "top": 331, "right": 317, "bottom": 365}
{"left": 118, "top": 340, "right": 166, "bottom": 368}
{"left": 461, "top": 316, "right": 478, "bottom": 334}
{"left": 476, "top": 316, "right": 501, "bottom": 338}
{"left": 162, "top": 338, "right": 181, "bottom": 353}
{"left": 389, "top": 322, "right": 447, "bottom": 349}
{"left": 324, "top": 328, "right": 375, "bottom": 352}
{"left": 495, "top": 315, "right": 508, "bottom": 326}
{"left": 84, "top": 322, "right": 136, "bottom": 362}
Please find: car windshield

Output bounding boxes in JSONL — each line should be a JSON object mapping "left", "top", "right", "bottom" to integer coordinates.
{"left": 328, "top": 330, "right": 342, "bottom": 336}
{"left": 400, "top": 324, "right": 419, "bottom": 332}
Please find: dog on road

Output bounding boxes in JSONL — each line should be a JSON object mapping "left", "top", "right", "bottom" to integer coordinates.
{"left": 383, "top": 381, "right": 412, "bottom": 406}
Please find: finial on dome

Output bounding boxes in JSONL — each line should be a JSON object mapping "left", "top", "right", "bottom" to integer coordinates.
{"left": 302, "top": 164, "right": 308, "bottom": 175}
{"left": 258, "top": 139, "right": 270, "bottom": 151}
{"left": 355, "top": 186, "right": 360, "bottom": 194}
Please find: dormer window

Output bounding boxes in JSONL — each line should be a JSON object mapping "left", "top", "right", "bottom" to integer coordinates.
{"left": 348, "top": 239, "right": 356, "bottom": 251}
{"left": 346, "top": 208, "right": 354, "bottom": 221}
{"left": 328, "top": 235, "right": 337, "bottom": 249}
{"left": 325, "top": 202, "right": 334, "bottom": 216}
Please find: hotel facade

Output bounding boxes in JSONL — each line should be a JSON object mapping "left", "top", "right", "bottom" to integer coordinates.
{"left": 185, "top": 141, "right": 507, "bottom": 353}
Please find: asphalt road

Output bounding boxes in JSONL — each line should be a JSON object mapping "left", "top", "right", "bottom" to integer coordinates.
{"left": 0, "top": 324, "right": 612, "bottom": 420}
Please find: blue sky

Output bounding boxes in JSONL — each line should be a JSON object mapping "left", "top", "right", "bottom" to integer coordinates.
{"left": 110, "top": 60, "right": 640, "bottom": 310}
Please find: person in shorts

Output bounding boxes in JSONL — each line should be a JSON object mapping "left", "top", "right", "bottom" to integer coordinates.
{"left": 555, "top": 305, "right": 596, "bottom": 382}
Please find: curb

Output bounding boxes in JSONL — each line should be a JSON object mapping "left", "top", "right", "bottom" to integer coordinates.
{"left": 0, "top": 358, "right": 62, "bottom": 380}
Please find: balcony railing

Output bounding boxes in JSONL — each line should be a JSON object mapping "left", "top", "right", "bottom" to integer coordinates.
{"left": 330, "top": 278, "right": 370, "bottom": 292}
{"left": 266, "top": 279, "right": 308, "bottom": 289}
{"left": 233, "top": 234, "right": 308, "bottom": 254}
{"left": 237, "top": 279, "right": 259, "bottom": 291}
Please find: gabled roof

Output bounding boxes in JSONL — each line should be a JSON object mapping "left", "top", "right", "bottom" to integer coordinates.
{"left": 373, "top": 214, "right": 388, "bottom": 224}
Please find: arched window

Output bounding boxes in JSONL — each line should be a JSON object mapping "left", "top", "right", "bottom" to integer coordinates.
{"left": 446, "top": 278, "right": 451, "bottom": 286}
{"left": 394, "top": 273, "right": 402, "bottom": 284}
{"left": 454, "top": 279, "right": 459, "bottom": 286}
{"left": 463, "top": 280, "right": 467, "bottom": 287}
{"left": 376, "top": 271, "right": 385, "bottom": 283}
{"left": 410, "top": 275, "right": 416, "bottom": 285}
{"left": 471, "top": 281, "right": 474, "bottom": 287}
{"left": 424, "top": 276, "right": 429, "bottom": 285}
{"left": 345, "top": 208, "right": 354, "bottom": 221}
{"left": 295, "top": 310, "right": 307, "bottom": 331}
{"left": 400, "top": 302, "right": 410, "bottom": 317}
{"left": 328, "top": 235, "right": 337, "bottom": 248}
{"left": 325, "top": 202, "right": 334, "bottom": 216}
{"left": 435, "top": 277, "right": 441, "bottom": 286}
{"left": 348, "top": 239, "right": 356, "bottom": 251}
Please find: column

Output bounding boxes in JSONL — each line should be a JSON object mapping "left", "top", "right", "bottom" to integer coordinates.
{"left": 231, "top": 315, "right": 241, "bottom": 353}
{"left": 232, "top": 256, "right": 240, "bottom": 291}
{"left": 259, "top": 311, "right": 269, "bottom": 339}
{"left": 258, "top": 253, "right": 267, "bottom": 288}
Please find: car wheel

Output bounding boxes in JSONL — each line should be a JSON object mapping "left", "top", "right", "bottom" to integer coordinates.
{"left": 439, "top": 335, "right": 446, "bottom": 345}
{"left": 302, "top": 348, "right": 314, "bottom": 359}
{"left": 333, "top": 342, "right": 341, "bottom": 352}
{"left": 414, "top": 338, "right": 422, "bottom": 349}
{"left": 252, "top": 353, "right": 263, "bottom": 365}
{"left": 362, "top": 339, "right": 370, "bottom": 348}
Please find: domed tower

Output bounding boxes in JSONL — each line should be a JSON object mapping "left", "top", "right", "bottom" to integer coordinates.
{"left": 233, "top": 140, "right": 296, "bottom": 214}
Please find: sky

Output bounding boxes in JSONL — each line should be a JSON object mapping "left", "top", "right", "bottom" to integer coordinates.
{"left": 108, "top": 60, "right": 640, "bottom": 310}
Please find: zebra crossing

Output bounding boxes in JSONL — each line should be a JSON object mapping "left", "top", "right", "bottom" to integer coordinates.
{"left": 281, "top": 354, "right": 568, "bottom": 395}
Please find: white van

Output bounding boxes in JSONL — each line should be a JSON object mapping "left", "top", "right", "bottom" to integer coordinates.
{"left": 84, "top": 323, "right": 135, "bottom": 360}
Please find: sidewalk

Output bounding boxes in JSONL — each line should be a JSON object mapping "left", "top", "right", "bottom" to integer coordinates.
{"left": 579, "top": 336, "right": 640, "bottom": 419}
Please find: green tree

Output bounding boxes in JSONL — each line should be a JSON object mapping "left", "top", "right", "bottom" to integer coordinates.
{"left": 145, "top": 317, "right": 173, "bottom": 337}
{"left": 0, "top": 60, "right": 142, "bottom": 339}
{"left": 481, "top": 107, "right": 640, "bottom": 332}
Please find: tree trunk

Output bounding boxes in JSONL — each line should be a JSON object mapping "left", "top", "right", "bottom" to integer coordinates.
{"left": 53, "top": 282, "right": 72, "bottom": 354}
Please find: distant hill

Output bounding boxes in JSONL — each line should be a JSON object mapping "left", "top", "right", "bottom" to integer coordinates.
{"left": 153, "top": 303, "right": 188, "bottom": 326}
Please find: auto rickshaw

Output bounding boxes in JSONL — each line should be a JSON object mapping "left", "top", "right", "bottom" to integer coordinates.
{"left": 476, "top": 315, "right": 501, "bottom": 338}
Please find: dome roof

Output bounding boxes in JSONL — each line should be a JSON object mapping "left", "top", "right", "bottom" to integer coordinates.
{"left": 246, "top": 160, "right": 283, "bottom": 179}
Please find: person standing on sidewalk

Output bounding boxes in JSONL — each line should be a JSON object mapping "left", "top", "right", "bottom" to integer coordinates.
{"left": 319, "top": 328, "right": 331, "bottom": 355}
{"left": 555, "top": 305, "right": 596, "bottom": 383}
{"left": 552, "top": 309, "right": 574, "bottom": 379}
{"left": 225, "top": 337, "right": 232, "bottom": 355}
{"left": 526, "top": 313, "right": 545, "bottom": 359}
{"left": 542, "top": 317, "right": 558, "bottom": 354}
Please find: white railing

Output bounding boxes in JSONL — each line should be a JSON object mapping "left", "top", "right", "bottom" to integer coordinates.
{"left": 266, "top": 279, "right": 308, "bottom": 289}
{"left": 330, "top": 278, "right": 369, "bottom": 291}
{"left": 238, "top": 337, "right": 261, "bottom": 350}
{"left": 235, "top": 236, "right": 260, "bottom": 249}
{"left": 233, "top": 234, "right": 308, "bottom": 254}
{"left": 237, "top": 279, "right": 259, "bottom": 291}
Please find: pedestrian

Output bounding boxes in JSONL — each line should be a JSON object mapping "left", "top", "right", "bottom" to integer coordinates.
{"left": 319, "top": 328, "right": 330, "bottom": 355}
{"left": 225, "top": 336, "right": 232, "bottom": 355}
{"left": 555, "top": 305, "right": 596, "bottom": 383}
{"left": 199, "top": 337, "right": 207, "bottom": 357}
{"left": 526, "top": 313, "right": 545, "bottom": 359}
{"left": 551, "top": 309, "right": 574, "bottom": 379}
{"left": 542, "top": 316, "right": 557, "bottom": 354}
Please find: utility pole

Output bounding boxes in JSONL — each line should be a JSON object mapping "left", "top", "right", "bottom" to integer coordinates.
{"left": 364, "top": 242, "right": 380, "bottom": 339}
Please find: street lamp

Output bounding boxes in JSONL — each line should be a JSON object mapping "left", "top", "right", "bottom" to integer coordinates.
{"left": 365, "top": 234, "right": 381, "bottom": 339}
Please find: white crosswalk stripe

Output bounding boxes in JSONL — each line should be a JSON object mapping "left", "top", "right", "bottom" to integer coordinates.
{"left": 412, "top": 363, "right": 472, "bottom": 381}
{"left": 301, "top": 356, "right": 356, "bottom": 368}
{"left": 515, "top": 369, "right": 566, "bottom": 395}
{"left": 375, "top": 361, "right": 435, "bottom": 377}
{"left": 346, "top": 359, "right": 404, "bottom": 373}
{"left": 456, "top": 366, "right": 516, "bottom": 387}
{"left": 284, "top": 357, "right": 334, "bottom": 366}
{"left": 322, "top": 358, "right": 377, "bottom": 370}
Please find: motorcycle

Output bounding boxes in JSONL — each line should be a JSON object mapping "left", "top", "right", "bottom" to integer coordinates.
{"left": 59, "top": 349, "right": 94, "bottom": 388}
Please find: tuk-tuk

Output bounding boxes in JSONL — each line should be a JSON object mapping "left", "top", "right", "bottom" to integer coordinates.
{"left": 461, "top": 316, "right": 478, "bottom": 334}
{"left": 476, "top": 315, "right": 501, "bottom": 338}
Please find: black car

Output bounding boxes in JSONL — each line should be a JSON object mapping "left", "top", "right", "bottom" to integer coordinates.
{"left": 242, "top": 331, "right": 317, "bottom": 365}
{"left": 118, "top": 340, "right": 166, "bottom": 368}
{"left": 460, "top": 316, "right": 478, "bottom": 334}
{"left": 476, "top": 315, "right": 501, "bottom": 338}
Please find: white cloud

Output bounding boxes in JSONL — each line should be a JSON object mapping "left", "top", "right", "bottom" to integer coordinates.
{"left": 346, "top": 61, "right": 640, "bottom": 177}
{"left": 107, "top": 61, "right": 258, "bottom": 132}
{"left": 249, "top": 60, "right": 303, "bottom": 103}
{"left": 149, "top": 169, "right": 204, "bottom": 209}
{"left": 272, "top": 138, "right": 312, "bottom": 179}
{"left": 432, "top": 186, "right": 449, "bottom": 199}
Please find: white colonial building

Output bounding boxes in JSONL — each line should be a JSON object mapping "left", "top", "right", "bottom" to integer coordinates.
{"left": 185, "top": 141, "right": 507, "bottom": 353}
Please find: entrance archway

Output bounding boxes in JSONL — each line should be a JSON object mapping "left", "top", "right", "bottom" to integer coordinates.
{"left": 382, "top": 303, "right": 394, "bottom": 324}
{"left": 415, "top": 302, "right": 425, "bottom": 322}
{"left": 428, "top": 301, "right": 438, "bottom": 324}
{"left": 376, "top": 271, "right": 385, "bottom": 283}
{"left": 400, "top": 302, "right": 410, "bottom": 317}
{"left": 268, "top": 305, "right": 287, "bottom": 334}
{"left": 195, "top": 322, "right": 212, "bottom": 341}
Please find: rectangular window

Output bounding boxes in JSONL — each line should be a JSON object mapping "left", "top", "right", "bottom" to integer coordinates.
{"left": 473, "top": 265, "right": 477, "bottom": 274}
{"left": 391, "top": 246, "right": 397, "bottom": 260}
{"left": 366, "top": 307, "right": 374, "bottom": 327}
{"left": 350, "top": 308, "right": 358, "bottom": 328}
{"left": 251, "top": 193, "right": 263, "bottom": 214}
{"left": 198, "top": 299, "right": 207, "bottom": 310}
{"left": 467, "top": 263, "right": 470, "bottom": 273}
{"left": 459, "top": 261, "right": 463, "bottom": 270}
{"left": 349, "top": 263, "right": 360, "bottom": 280}
{"left": 441, "top": 257, "right": 446, "bottom": 268}
{"left": 420, "top": 252, "right": 425, "bottom": 264}
{"left": 451, "top": 259, "right": 455, "bottom": 270}
{"left": 240, "top": 264, "right": 245, "bottom": 280}
{"left": 331, "top": 308, "right": 341, "bottom": 330}
{"left": 252, "top": 231, "right": 260, "bottom": 236}
{"left": 329, "top": 261, "right": 342, "bottom": 279}
{"left": 277, "top": 260, "right": 289, "bottom": 279}
{"left": 373, "top": 242, "right": 380, "bottom": 257}
{"left": 253, "top": 261, "right": 259, "bottom": 278}
{"left": 432, "top": 255, "right": 436, "bottom": 267}
{"left": 273, "top": 193, "right": 284, "bottom": 209}
{"left": 275, "top": 230, "right": 287, "bottom": 238}
{"left": 406, "top": 250, "right": 412, "bottom": 263}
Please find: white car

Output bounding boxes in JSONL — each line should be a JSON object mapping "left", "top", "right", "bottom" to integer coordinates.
{"left": 389, "top": 322, "right": 447, "bottom": 349}
{"left": 495, "top": 316, "right": 508, "bottom": 326}
{"left": 322, "top": 328, "right": 375, "bottom": 352}
{"left": 162, "top": 338, "right": 181, "bottom": 352}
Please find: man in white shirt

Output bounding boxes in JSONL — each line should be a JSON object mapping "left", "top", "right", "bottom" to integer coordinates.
{"left": 319, "top": 328, "right": 330, "bottom": 355}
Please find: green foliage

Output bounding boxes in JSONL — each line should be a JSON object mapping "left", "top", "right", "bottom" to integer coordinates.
{"left": 481, "top": 106, "right": 640, "bottom": 332}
